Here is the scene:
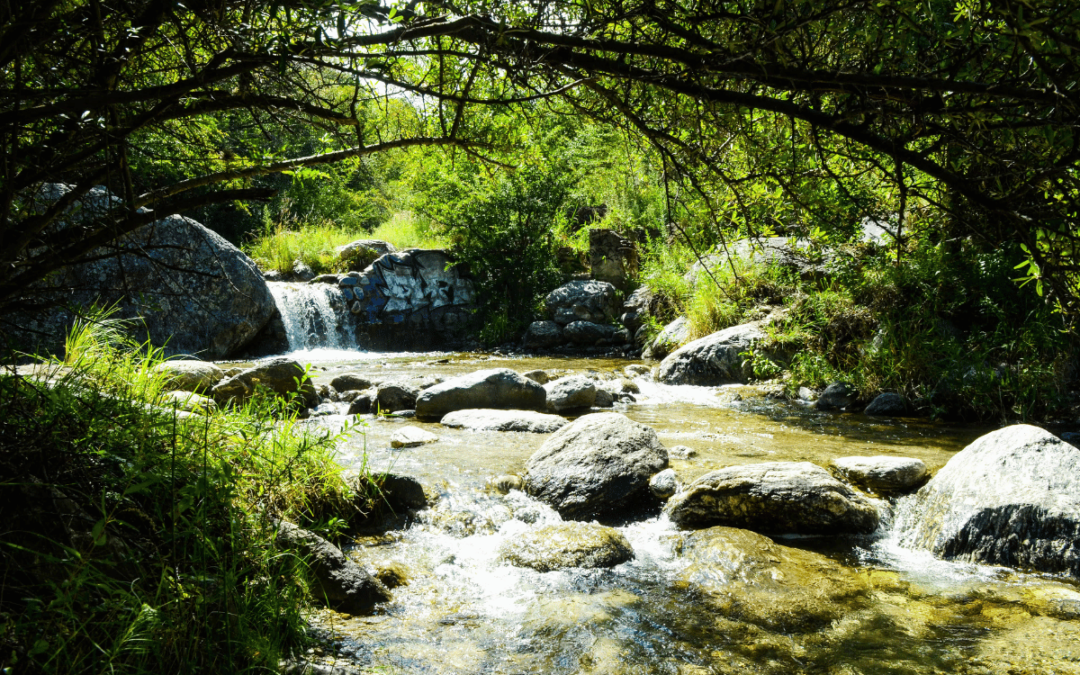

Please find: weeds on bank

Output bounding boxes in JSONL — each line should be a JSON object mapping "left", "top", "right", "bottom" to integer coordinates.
{"left": 641, "top": 236, "right": 1073, "bottom": 421}
{"left": 246, "top": 210, "right": 447, "bottom": 276}
{"left": 0, "top": 310, "right": 365, "bottom": 673}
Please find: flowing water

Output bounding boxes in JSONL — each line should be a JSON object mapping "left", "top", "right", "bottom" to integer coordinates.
{"left": 235, "top": 292, "right": 1080, "bottom": 673}
{"left": 268, "top": 282, "right": 356, "bottom": 350}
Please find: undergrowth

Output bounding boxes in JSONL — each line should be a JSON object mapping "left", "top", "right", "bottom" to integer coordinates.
{"left": 640, "top": 236, "right": 1075, "bottom": 421}
{"left": 0, "top": 310, "right": 370, "bottom": 673}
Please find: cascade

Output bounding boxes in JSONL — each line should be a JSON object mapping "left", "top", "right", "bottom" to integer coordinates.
{"left": 267, "top": 281, "right": 355, "bottom": 350}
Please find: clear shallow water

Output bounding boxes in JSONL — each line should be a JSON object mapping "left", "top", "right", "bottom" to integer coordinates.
{"left": 233, "top": 349, "right": 1080, "bottom": 674}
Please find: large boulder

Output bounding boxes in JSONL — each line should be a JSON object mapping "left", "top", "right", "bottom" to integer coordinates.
{"left": 545, "top": 280, "right": 619, "bottom": 326}
{"left": 375, "top": 383, "right": 419, "bottom": 412}
{"left": 275, "top": 521, "right": 391, "bottom": 614}
{"left": 415, "top": 368, "right": 546, "bottom": 419}
{"left": 830, "top": 456, "right": 928, "bottom": 495}
{"left": 864, "top": 392, "right": 909, "bottom": 416}
{"left": 6, "top": 185, "right": 276, "bottom": 359}
{"left": 657, "top": 323, "right": 770, "bottom": 385}
{"left": 336, "top": 239, "right": 396, "bottom": 271}
{"left": 522, "top": 320, "right": 564, "bottom": 349}
{"left": 499, "top": 521, "right": 634, "bottom": 572}
{"left": 440, "top": 409, "right": 568, "bottom": 433}
{"left": 153, "top": 360, "right": 224, "bottom": 393}
{"left": 563, "top": 321, "right": 618, "bottom": 345}
{"left": 899, "top": 424, "right": 1080, "bottom": 577}
{"left": 642, "top": 316, "right": 689, "bottom": 360}
{"left": 210, "top": 357, "right": 318, "bottom": 406}
{"left": 663, "top": 462, "right": 880, "bottom": 534}
{"left": 524, "top": 413, "right": 668, "bottom": 519}
{"left": 544, "top": 375, "right": 597, "bottom": 412}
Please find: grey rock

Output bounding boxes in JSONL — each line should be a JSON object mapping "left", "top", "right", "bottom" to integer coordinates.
{"left": 390, "top": 426, "right": 439, "bottom": 448}
{"left": 563, "top": 321, "right": 617, "bottom": 345}
{"left": 153, "top": 360, "right": 223, "bottom": 393}
{"left": 310, "top": 273, "right": 341, "bottom": 284}
{"left": 8, "top": 186, "right": 275, "bottom": 359}
{"left": 346, "top": 392, "right": 373, "bottom": 415}
{"left": 292, "top": 260, "right": 315, "bottom": 281}
{"left": 376, "top": 383, "right": 419, "bottom": 413}
{"left": 899, "top": 424, "right": 1080, "bottom": 577}
{"left": 663, "top": 461, "right": 880, "bottom": 534}
{"left": 593, "top": 387, "right": 614, "bottom": 408}
{"left": 816, "top": 382, "right": 857, "bottom": 410}
{"left": 415, "top": 368, "right": 547, "bottom": 419}
{"left": 523, "top": 369, "right": 552, "bottom": 385}
{"left": 544, "top": 375, "right": 597, "bottom": 412}
{"left": 522, "top": 321, "right": 564, "bottom": 349}
{"left": 650, "top": 469, "right": 679, "bottom": 499}
{"left": 161, "top": 390, "right": 217, "bottom": 414}
{"left": 498, "top": 521, "right": 634, "bottom": 572}
{"left": 831, "top": 456, "right": 928, "bottom": 495}
{"left": 210, "top": 358, "right": 317, "bottom": 406}
{"left": 589, "top": 229, "right": 639, "bottom": 290}
{"left": 275, "top": 521, "right": 390, "bottom": 614}
{"left": 669, "top": 445, "right": 697, "bottom": 459}
{"left": 524, "top": 413, "right": 668, "bottom": 519}
{"left": 545, "top": 280, "right": 619, "bottom": 326}
{"left": 643, "top": 317, "right": 690, "bottom": 360}
{"left": 359, "top": 473, "right": 427, "bottom": 511}
{"left": 657, "top": 323, "right": 769, "bottom": 385}
{"left": 331, "top": 373, "right": 375, "bottom": 391}
{"left": 864, "top": 392, "right": 908, "bottom": 416}
{"left": 337, "top": 239, "right": 396, "bottom": 271}
{"left": 440, "top": 409, "right": 568, "bottom": 433}
{"left": 624, "top": 364, "right": 651, "bottom": 377}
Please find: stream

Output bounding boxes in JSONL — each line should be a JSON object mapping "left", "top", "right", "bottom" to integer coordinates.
{"left": 235, "top": 291, "right": 1080, "bottom": 674}
{"left": 221, "top": 348, "right": 1078, "bottom": 675}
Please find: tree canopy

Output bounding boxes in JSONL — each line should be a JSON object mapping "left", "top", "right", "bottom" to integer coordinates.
{"left": 2, "top": 0, "right": 1079, "bottom": 312}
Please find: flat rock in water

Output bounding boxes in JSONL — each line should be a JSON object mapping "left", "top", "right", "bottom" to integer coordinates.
{"left": 275, "top": 521, "right": 390, "bottom": 614}
{"left": 830, "top": 456, "right": 927, "bottom": 494}
{"left": 663, "top": 461, "right": 880, "bottom": 534}
{"left": 899, "top": 424, "right": 1080, "bottom": 577}
{"left": 676, "top": 526, "right": 872, "bottom": 632}
{"left": 390, "top": 426, "right": 439, "bottom": 448}
{"left": 524, "top": 413, "right": 668, "bottom": 520}
{"left": 544, "top": 375, "right": 597, "bottom": 412}
{"left": 153, "top": 360, "right": 223, "bottom": 393}
{"left": 211, "top": 358, "right": 318, "bottom": 406}
{"left": 657, "top": 323, "right": 768, "bottom": 385}
{"left": 499, "top": 521, "right": 634, "bottom": 572}
{"left": 440, "top": 409, "right": 568, "bottom": 433}
{"left": 415, "top": 368, "right": 546, "bottom": 419}
{"left": 331, "top": 373, "right": 375, "bottom": 392}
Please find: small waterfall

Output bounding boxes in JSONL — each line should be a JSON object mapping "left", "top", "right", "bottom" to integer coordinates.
{"left": 268, "top": 282, "right": 355, "bottom": 351}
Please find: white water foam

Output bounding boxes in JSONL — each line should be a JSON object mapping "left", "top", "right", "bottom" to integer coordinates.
{"left": 268, "top": 282, "right": 354, "bottom": 350}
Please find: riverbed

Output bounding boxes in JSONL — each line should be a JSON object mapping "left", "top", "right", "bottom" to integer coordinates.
{"left": 236, "top": 348, "right": 1080, "bottom": 675}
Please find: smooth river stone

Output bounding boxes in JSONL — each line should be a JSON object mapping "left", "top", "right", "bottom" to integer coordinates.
{"left": 440, "top": 409, "right": 568, "bottom": 433}
{"left": 390, "top": 426, "right": 439, "bottom": 448}
{"left": 499, "top": 521, "right": 634, "bottom": 572}
{"left": 830, "top": 455, "right": 927, "bottom": 494}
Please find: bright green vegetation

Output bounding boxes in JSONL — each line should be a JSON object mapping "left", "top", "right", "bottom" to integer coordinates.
{"left": 0, "top": 313, "right": 371, "bottom": 673}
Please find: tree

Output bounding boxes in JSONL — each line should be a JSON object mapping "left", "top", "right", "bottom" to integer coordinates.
{"left": 4, "top": 0, "right": 1079, "bottom": 316}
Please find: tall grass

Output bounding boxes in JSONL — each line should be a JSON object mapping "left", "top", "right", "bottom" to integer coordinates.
{"left": 0, "top": 309, "right": 367, "bottom": 673}
{"left": 246, "top": 211, "right": 448, "bottom": 276}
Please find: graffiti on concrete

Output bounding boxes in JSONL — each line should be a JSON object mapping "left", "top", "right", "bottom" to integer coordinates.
{"left": 341, "top": 249, "right": 474, "bottom": 325}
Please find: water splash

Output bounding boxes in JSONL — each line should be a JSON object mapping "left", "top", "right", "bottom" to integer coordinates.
{"left": 268, "top": 282, "right": 355, "bottom": 350}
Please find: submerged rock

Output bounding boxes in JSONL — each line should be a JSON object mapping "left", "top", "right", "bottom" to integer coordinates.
{"left": 153, "top": 360, "right": 223, "bottom": 393}
{"left": 830, "top": 456, "right": 928, "bottom": 495}
{"left": 676, "top": 526, "right": 873, "bottom": 632}
{"left": 524, "top": 413, "right": 668, "bottom": 520}
{"left": 390, "top": 426, "right": 439, "bottom": 448}
{"left": 275, "top": 521, "right": 390, "bottom": 614}
{"left": 657, "top": 323, "right": 769, "bottom": 385}
{"left": 899, "top": 424, "right": 1080, "bottom": 577}
{"left": 816, "top": 382, "right": 857, "bottom": 410}
{"left": 864, "top": 392, "right": 909, "bottom": 416}
{"left": 499, "top": 521, "right": 634, "bottom": 572}
{"left": 415, "top": 368, "right": 547, "bottom": 419}
{"left": 544, "top": 375, "right": 597, "bottom": 412}
{"left": 440, "top": 409, "right": 567, "bottom": 433}
{"left": 664, "top": 462, "right": 880, "bottom": 535}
